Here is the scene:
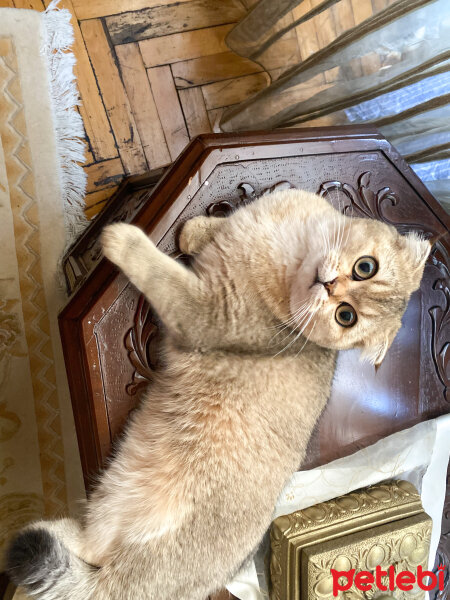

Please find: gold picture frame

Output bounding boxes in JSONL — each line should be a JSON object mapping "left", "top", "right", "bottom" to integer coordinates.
{"left": 270, "top": 480, "right": 432, "bottom": 600}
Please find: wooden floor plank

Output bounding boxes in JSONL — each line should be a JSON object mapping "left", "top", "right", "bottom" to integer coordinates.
{"left": 83, "top": 140, "right": 95, "bottom": 166}
{"left": 311, "top": 0, "right": 337, "bottom": 52}
{"left": 72, "top": 0, "right": 192, "bottom": 21}
{"left": 105, "top": 0, "right": 245, "bottom": 45}
{"left": 85, "top": 158, "right": 124, "bottom": 193}
{"left": 116, "top": 43, "right": 171, "bottom": 169}
{"left": 41, "top": 0, "right": 118, "bottom": 162}
{"left": 269, "top": 67, "right": 284, "bottom": 81}
{"left": 85, "top": 186, "right": 119, "bottom": 209}
{"left": 309, "top": 0, "right": 339, "bottom": 83}
{"left": 202, "top": 72, "right": 270, "bottom": 111}
{"left": 350, "top": 0, "right": 379, "bottom": 75}
{"left": 81, "top": 19, "right": 147, "bottom": 175}
{"left": 351, "top": 0, "right": 373, "bottom": 25}
{"left": 9, "top": 0, "right": 366, "bottom": 218}
{"left": 84, "top": 186, "right": 119, "bottom": 219}
{"left": 147, "top": 65, "right": 190, "bottom": 161}
{"left": 85, "top": 200, "right": 108, "bottom": 220}
{"left": 139, "top": 24, "right": 234, "bottom": 69}
{"left": 172, "top": 51, "right": 263, "bottom": 89}
{"left": 258, "top": 29, "right": 301, "bottom": 73}
{"left": 293, "top": 0, "right": 322, "bottom": 62}
{"left": 332, "top": 0, "right": 355, "bottom": 36}
{"left": 179, "top": 87, "right": 211, "bottom": 138}
{"left": 13, "top": 0, "right": 44, "bottom": 8}
{"left": 372, "top": 0, "right": 390, "bottom": 11}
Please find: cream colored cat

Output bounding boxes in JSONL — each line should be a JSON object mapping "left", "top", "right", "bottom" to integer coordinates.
{"left": 6, "top": 189, "right": 430, "bottom": 600}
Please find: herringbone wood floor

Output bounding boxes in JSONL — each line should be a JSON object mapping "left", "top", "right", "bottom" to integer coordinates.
{"left": 0, "top": 0, "right": 395, "bottom": 222}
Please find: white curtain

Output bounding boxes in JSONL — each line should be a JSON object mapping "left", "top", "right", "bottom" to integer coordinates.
{"left": 220, "top": 0, "right": 450, "bottom": 211}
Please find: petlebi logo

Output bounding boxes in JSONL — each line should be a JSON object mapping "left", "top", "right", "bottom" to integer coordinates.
{"left": 330, "top": 564, "right": 446, "bottom": 596}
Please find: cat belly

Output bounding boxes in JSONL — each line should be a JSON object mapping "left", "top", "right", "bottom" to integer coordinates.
{"left": 84, "top": 346, "right": 335, "bottom": 569}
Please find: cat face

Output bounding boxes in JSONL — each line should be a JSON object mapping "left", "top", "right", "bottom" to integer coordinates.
{"left": 289, "top": 214, "right": 431, "bottom": 365}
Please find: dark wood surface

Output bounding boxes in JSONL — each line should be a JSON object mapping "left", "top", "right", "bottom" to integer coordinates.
{"left": 59, "top": 127, "right": 450, "bottom": 597}
{"left": 431, "top": 462, "right": 450, "bottom": 600}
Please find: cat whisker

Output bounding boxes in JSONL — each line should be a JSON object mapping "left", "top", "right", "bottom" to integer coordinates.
{"left": 335, "top": 190, "right": 344, "bottom": 250}
{"left": 342, "top": 203, "right": 354, "bottom": 250}
{"left": 277, "top": 315, "right": 312, "bottom": 351}
{"left": 295, "top": 320, "right": 317, "bottom": 357}
{"left": 273, "top": 328, "right": 303, "bottom": 357}
{"left": 318, "top": 220, "right": 330, "bottom": 257}
{"left": 294, "top": 303, "right": 320, "bottom": 336}
{"left": 268, "top": 300, "right": 310, "bottom": 333}
{"left": 332, "top": 193, "right": 339, "bottom": 250}
{"left": 267, "top": 301, "right": 314, "bottom": 347}
{"left": 272, "top": 301, "right": 318, "bottom": 355}
{"left": 275, "top": 305, "right": 313, "bottom": 338}
{"left": 269, "top": 319, "right": 302, "bottom": 346}
{"left": 333, "top": 195, "right": 341, "bottom": 251}
{"left": 266, "top": 303, "right": 306, "bottom": 332}
{"left": 335, "top": 195, "right": 345, "bottom": 256}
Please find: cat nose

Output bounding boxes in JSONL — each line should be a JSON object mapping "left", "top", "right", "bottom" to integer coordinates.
{"left": 322, "top": 278, "right": 337, "bottom": 296}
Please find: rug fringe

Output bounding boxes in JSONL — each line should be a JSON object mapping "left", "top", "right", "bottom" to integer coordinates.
{"left": 42, "top": 0, "right": 88, "bottom": 248}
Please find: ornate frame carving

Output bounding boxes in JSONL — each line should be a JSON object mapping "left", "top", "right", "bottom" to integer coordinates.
{"left": 270, "top": 481, "right": 432, "bottom": 600}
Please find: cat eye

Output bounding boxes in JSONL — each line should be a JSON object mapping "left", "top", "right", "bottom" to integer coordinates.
{"left": 335, "top": 303, "right": 357, "bottom": 328}
{"left": 352, "top": 256, "right": 378, "bottom": 280}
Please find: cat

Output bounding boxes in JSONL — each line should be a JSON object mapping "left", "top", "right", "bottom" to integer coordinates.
{"left": 5, "top": 188, "right": 430, "bottom": 600}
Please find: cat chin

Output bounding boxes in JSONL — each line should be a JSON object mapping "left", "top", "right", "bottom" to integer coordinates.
{"left": 289, "top": 283, "right": 327, "bottom": 323}
{"left": 310, "top": 283, "right": 328, "bottom": 303}
{"left": 289, "top": 266, "right": 326, "bottom": 312}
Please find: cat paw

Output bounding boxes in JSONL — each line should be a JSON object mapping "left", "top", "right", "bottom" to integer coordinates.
{"left": 179, "top": 216, "right": 215, "bottom": 255}
{"left": 101, "top": 223, "right": 147, "bottom": 267}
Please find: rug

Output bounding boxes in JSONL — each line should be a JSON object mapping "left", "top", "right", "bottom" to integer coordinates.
{"left": 0, "top": 1, "right": 87, "bottom": 572}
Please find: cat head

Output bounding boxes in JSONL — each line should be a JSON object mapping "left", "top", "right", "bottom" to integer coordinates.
{"left": 289, "top": 214, "right": 431, "bottom": 366}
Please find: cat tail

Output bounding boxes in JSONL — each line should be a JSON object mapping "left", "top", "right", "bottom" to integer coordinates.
{"left": 5, "top": 519, "right": 97, "bottom": 600}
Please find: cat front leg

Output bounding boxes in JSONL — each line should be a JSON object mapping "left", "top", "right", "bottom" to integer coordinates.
{"left": 101, "top": 223, "right": 210, "bottom": 339}
{"left": 178, "top": 215, "right": 224, "bottom": 255}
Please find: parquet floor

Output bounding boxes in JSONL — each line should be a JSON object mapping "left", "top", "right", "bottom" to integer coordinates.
{"left": 0, "top": 0, "right": 394, "bottom": 221}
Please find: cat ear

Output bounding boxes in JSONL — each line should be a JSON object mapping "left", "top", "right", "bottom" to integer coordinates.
{"left": 361, "top": 337, "right": 390, "bottom": 369}
{"left": 400, "top": 232, "right": 431, "bottom": 274}
{"left": 361, "top": 326, "right": 400, "bottom": 370}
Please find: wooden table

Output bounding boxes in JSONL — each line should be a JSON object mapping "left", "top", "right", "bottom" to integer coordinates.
{"left": 59, "top": 127, "right": 450, "bottom": 600}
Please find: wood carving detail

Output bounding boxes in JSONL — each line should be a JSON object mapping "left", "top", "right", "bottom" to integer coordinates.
{"left": 318, "top": 171, "right": 400, "bottom": 222}
{"left": 124, "top": 295, "right": 161, "bottom": 396}
{"left": 429, "top": 244, "right": 450, "bottom": 404}
{"left": 206, "top": 182, "right": 256, "bottom": 217}
{"left": 207, "top": 181, "right": 294, "bottom": 217}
